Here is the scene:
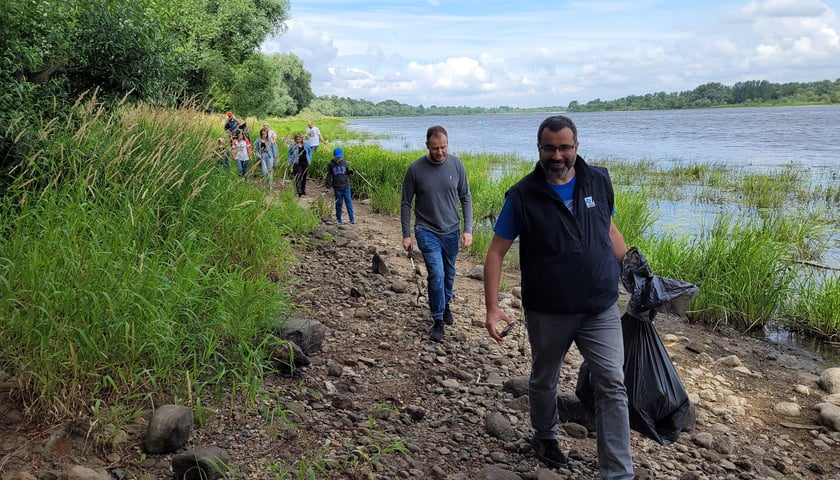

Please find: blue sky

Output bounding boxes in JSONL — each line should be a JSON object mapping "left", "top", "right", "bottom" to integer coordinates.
{"left": 261, "top": 0, "right": 840, "bottom": 108}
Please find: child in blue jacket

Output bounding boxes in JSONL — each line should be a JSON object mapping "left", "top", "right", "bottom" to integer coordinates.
{"left": 325, "top": 147, "right": 355, "bottom": 225}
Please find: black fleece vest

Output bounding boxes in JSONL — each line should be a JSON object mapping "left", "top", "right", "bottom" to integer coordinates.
{"left": 507, "top": 157, "right": 620, "bottom": 314}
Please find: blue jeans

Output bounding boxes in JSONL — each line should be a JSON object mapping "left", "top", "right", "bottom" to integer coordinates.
{"left": 237, "top": 160, "right": 249, "bottom": 177}
{"left": 414, "top": 227, "right": 459, "bottom": 320}
{"left": 526, "top": 304, "right": 634, "bottom": 480}
{"left": 334, "top": 187, "right": 354, "bottom": 223}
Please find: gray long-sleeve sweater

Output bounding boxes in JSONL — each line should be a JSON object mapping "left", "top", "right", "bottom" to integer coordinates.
{"left": 400, "top": 154, "right": 473, "bottom": 238}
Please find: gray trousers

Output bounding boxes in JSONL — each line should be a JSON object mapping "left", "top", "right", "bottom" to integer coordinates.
{"left": 526, "top": 304, "right": 634, "bottom": 480}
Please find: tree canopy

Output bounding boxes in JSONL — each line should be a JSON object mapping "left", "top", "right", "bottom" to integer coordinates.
{"left": 1, "top": 0, "right": 320, "bottom": 182}
{"left": 0, "top": 0, "right": 313, "bottom": 115}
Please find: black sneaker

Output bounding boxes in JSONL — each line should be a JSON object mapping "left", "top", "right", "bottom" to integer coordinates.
{"left": 531, "top": 436, "right": 568, "bottom": 468}
{"left": 443, "top": 303, "right": 454, "bottom": 325}
{"left": 429, "top": 319, "right": 444, "bottom": 342}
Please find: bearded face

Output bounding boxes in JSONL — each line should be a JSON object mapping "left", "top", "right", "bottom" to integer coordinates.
{"left": 537, "top": 127, "right": 578, "bottom": 184}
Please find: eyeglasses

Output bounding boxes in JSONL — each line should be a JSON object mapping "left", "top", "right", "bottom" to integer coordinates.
{"left": 539, "top": 144, "right": 576, "bottom": 154}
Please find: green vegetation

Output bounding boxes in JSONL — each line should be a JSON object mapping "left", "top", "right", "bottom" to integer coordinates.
{"left": 2, "top": 0, "right": 312, "bottom": 188}
{"left": 264, "top": 404, "right": 407, "bottom": 479}
{"left": 637, "top": 216, "right": 796, "bottom": 330}
{"left": 568, "top": 78, "right": 840, "bottom": 112}
{"left": 303, "top": 96, "right": 566, "bottom": 117}
{"left": 0, "top": 98, "right": 320, "bottom": 423}
{"left": 301, "top": 79, "right": 840, "bottom": 118}
{"left": 1, "top": 0, "right": 307, "bottom": 117}
{"left": 787, "top": 275, "right": 840, "bottom": 339}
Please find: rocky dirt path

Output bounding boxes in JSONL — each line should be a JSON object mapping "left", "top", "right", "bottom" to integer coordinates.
{"left": 1, "top": 178, "right": 839, "bottom": 480}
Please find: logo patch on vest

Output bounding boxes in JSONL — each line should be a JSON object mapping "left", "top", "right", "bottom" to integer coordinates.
{"left": 584, "top": 196, "right": 596, "bottom": 208}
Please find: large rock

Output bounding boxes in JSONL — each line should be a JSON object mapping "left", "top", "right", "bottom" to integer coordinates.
{"left": 818, "top": 367, "right": 840, "bottom": 394}
{"left": 557, "top": 391, "right": 597, "bottom": 432}
{"left": 67, "top": 465, "right": 110, "bottom": 480}
{"left": 484, "top": 411, "right": 517, "bottom": 441}
{"left": 171, "top": 445, "right": 231, "bottom": 480}
{"left": 267, "top": 338, "right": 310, "bottom": 374}
{"left": 143, "top": 404, "right": 193, "bottom": 454}
{"left": 271, "top": 317, "right": 325, "bottom": 355}
{"left": 475, "top": 465, "right": 521, "bottom": 480}
{"left": 815, "top": 402, "right": 840, "bottom": 432}
{"left": 502, "top": 376, "right": 529, "bottom": 398}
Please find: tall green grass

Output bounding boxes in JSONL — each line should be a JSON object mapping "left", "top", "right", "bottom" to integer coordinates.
{"left": 614, "top": 187, "right": 656, "bottom": 248}
{"left": 640, "top": 214, "right": 796, "bottom": 331}
{"left": 786, "top": 274, "right": 840, "bottom": 340}
{"left": 0, "top": 99, "right": 317, "bottom": 421}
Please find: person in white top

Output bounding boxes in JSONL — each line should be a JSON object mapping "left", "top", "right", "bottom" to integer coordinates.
{"left": 232, "top": 131, "right": 250, "bottom": 178}
{"left": 304, "top": 120, "right": 328, "bottom": 155}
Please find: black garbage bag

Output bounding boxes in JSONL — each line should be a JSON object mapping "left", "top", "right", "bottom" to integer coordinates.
{"left": 575, "top": 247, "right": 698, "bottom": 445}
{"left": 621, "top": 247, "right": 698, "bottom": 321}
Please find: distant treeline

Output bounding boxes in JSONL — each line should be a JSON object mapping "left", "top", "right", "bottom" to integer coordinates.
{"left": 303, "top": 78, "right": 840, "bottom": 117}
{"left": 567, "top": 78, "right": 840, "bottom": 112}
{"left": 304, "top": 97, "right": 566, "bottom": 117}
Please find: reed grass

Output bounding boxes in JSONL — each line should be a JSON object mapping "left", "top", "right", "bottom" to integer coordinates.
{"left": 640, "top": 214, "right": 795, "bottom": 331}
{"left": 758, "top": 211, "right": 830, "bottom": 261}
{"left": 786, "top": 274, "right": 840, "bottom": 339}
{"left": 737, "top": 166, "right": 806, "bottom": 210}
{"left": 0, "top": 98, "right": 317, "bottom": 421}
{"left": 614, "top": 187, "right": 656, "bottom": 248}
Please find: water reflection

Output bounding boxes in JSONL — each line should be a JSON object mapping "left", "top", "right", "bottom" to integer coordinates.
{"left": 756, "top": 325, "right": 840, "bottom": 369}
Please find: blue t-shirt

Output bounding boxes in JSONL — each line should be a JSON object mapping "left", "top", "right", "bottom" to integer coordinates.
{"left": 494, "top": 177, "right": 576, "bottom": 240}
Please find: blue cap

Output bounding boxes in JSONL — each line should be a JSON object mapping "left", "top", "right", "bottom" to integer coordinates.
{"left": 333, "top": 147, "right": 344, "bottom": 158}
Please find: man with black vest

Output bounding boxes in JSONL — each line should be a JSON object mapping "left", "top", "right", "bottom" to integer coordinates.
{"left": 482, "top": 115, "right": 634, "bottom": 479}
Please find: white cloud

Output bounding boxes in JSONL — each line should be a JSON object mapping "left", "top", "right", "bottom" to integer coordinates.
{"left": 723, "top": 0, "right": 840, "bottom": 74}
{"left": 261, "top": 1, "right": 840, "bottom": 107}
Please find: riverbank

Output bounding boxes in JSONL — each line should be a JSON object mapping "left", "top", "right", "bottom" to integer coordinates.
{"left": 2, "top": 177, "right": 838, "bottom": 479}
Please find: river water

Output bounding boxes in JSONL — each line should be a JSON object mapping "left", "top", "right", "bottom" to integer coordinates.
{"left": 346, "top": 106, "right": 839, "bottom": 177}
{"left": 346, "top": 106, "right": 840, "bottom": 363}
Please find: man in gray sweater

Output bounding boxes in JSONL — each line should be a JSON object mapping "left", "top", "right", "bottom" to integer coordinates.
{"left": 401, "top": 125, "right": 474, "bottom": 342}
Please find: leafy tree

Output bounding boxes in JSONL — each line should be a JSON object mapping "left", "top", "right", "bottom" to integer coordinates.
{"left": 1, "top": 0, "right": 290, "bottom": 108}
{"left": 71, "top": 2, "right": 179, "bottom": 98}
{"left": 2, "top": 0, "right": 177, "bottom": 100}
{"left": 269, "top": 53, "right": 313, "bottom": 115}
{"left": 691, "top": 82, "right": 732, "bottom": 105}
{"left": 224, "top": 53, "right": 312, "bottom": 117}
{"left": 0, "top": 0, "right": 292, "bottom": 181}
{"left": 229, "top": 54, "right": 273, "bottom": 117}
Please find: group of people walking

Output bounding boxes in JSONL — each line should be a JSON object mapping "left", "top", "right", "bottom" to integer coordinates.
{"left": 221, "top": 112, "right": 280, "bottom": 187}
{"left": 282, "top": 120, "right": 331, "bottom": 196}
{"left": 400, "top": 117, "right": 635, "bottom": 479}
{"left": 220, "top": 113, "right": 332, "bottom": 195}
{"left": 217, "top": 112, "right": 636, "bottom": 478}
{"left": 218, "top": 114, "right": 356, "bottom": 225}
